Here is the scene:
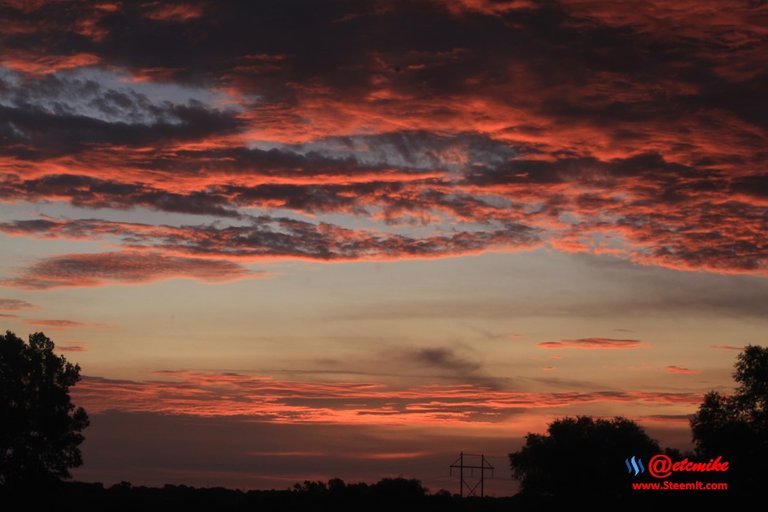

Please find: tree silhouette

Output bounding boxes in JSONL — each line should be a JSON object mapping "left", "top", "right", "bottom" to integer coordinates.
{"left": 691, "top": 345, "right": 768, "bottom": 495}
{"left": 0, "top": 331, "right": 89, "bottom": 488}
{"left": 509, "top": 416, "right": 660, "bottom": 501}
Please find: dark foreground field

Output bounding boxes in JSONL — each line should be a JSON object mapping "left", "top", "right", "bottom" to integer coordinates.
{"left": 2, "top": 477, "right": 742, "bottom": 511}
{"left": 5, "top": 478, "right": 518, "bottom": 512}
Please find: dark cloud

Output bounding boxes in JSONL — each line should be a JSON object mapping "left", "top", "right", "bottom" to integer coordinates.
{"left": 0, "top": 66, "right": 243, "bottom": 160}
{"left": 4, "top": 72, "right": 178, "bottom": 124}
{"left": 410, "top": 347, "right": 503, "bottom": 389}
{"left": 227, "top": 182, "right": 372, "bottom": 215}
{"left": 730, "top": 175, "right": 768, "bottom": 200}
{"left": 285, "top": 131, "right": 518, "bottom": 171}
{"left": 58, "top": 344, "right": 86, "bottom": 352}
{"left": 0, "top": 101, "right": 242, "bottom": 159}
{"left": 414, "top": 347, "right": 481, "bottom": 373}
{"left": 171, "top": 217, "right": 538, "bottom": 260}
{"left": 0, "top": 175, "right": 240, "bottom": 217}
{"left": 0, "top": 216, "right": 540, "bottom": 264}
{"left": 0, "top": 0, "right": 766, "bottom": 276}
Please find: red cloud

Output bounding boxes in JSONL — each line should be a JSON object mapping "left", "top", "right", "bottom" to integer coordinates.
{"left": 638, "top": 414, "right": 692, "bottom": 425}
{"left": 352, "top": 451, "right": 432, "bottom": 460}
{"left": 72, "top": 371, "right": 702, "bottom": 426}
{"left": 444, "top": 0, "right": 537, "bottom": 15}
{"left": 538, "top": 338, "right": 643, "bottom": 350}
{"left": 0, "top": 217, "right": 540, "bottom": 267}
{"left": 3, "top": 251, "right": 254, "bottom": 289}
{"left": 0, "top": 0, "right": 765, "bottom": 279}
{"left": 665, "top": 365, "right": 701, "bottom": 375}
{"left": 0, "top": 51, "right": 100, "bottom": 75}
{"left": 144, "top": 3, "right": 204, "bottom": 22}
{"left": 246, "top": 450, "right": 431, "bottom": 460}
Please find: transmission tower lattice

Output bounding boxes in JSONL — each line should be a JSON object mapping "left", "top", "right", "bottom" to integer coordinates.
{"left": 449, "top": 452, "right": 494, "bottom": 497}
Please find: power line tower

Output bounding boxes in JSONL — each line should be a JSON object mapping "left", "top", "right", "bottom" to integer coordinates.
{"left": 449, "top": 452, "right": 494, "bottom": 497}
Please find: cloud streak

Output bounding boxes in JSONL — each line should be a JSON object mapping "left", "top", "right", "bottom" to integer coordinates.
{"left": 537, "top": 338, "right": 644, "bottom": 350}
{"left": 0, "top": 298, "right": 34, "bottom": 310}
{"left": 59, "top": 345, "right": 86, "bottom": 352}
{"left": 0, "top": 216, "right": 541, "bottom": 265}
{"left": 665, "top": 365, "right": 701, "bottom": 375}
{"left": 72, "top": 371, "right": 703, "bottom": 427}
{"left": 26, "top": 319, "right": 91, "bottom": 329}
{"left": 3, "top": 251, "right": 253, "bottom": 289}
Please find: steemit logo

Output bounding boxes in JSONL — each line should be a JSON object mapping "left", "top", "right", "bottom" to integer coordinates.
{"left": 625, "top": 456, "right": 645, "bottom": 476}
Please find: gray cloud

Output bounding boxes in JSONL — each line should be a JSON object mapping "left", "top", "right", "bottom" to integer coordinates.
{"left": 409, "top": 346, "right": 505, "bottom": 389}
{"left": 0, "top": 68, "right": 244, "bottom": 158}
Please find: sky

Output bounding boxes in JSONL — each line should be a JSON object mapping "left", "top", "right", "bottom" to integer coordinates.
{"left": 0, "top": 0, "right": 767, "bottom": 496}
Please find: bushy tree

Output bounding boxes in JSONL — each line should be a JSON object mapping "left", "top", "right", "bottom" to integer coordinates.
{"left": 509, "top": 416, "right": 660, "bottom": 500}
{"left": 0, "top": 331, "right": 89, "bottom": 488}
{"left": 691, "top": 345, "right": 768, "bottom": 495}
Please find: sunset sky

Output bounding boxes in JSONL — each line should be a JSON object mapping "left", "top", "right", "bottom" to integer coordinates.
{"left": 1, "top": 0, "right": 767, "bottom": 495}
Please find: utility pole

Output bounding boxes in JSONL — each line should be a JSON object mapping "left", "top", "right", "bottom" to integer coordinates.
{"left": 449, "top": 452, "right": 494, "bottom": 497}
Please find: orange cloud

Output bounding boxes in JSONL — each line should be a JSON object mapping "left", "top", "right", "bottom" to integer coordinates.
{"left": 26, "top": 319, "right": 91, "bottom": 329}
{"left": 538, "top": 338, "right": 644, "bottom": 350}
{"left": 443, "top": 0, "right": 536, "bottom": 15}
{"left": 665, "top": 365, "right": 701, "bottom": 375}
{"left": 72, "top": 371, "right": 703, "bottom": 427}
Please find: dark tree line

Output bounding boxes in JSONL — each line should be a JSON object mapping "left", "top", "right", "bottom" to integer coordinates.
{"left": 509, "top": 416, "right": 661, "bottom": 501}
{"left": 690, "top": 345, "right": 768, "bottom": 495}
{"left": 0, "top": 331, "right": 88, "bottom": 489}
{"left": 510, "top": 345, "right": 768, "bottom": 503}
{"left": 1, "top": 330, "right": 766, "bottom": 506}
